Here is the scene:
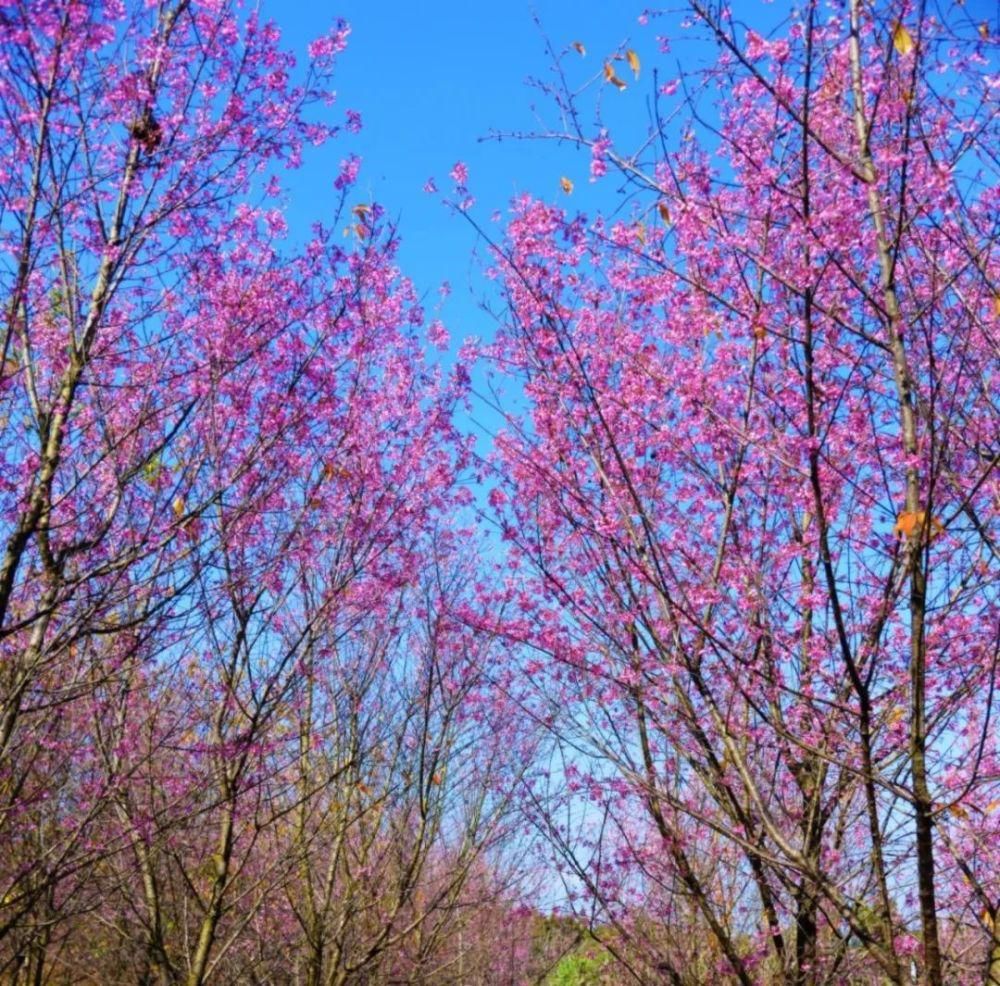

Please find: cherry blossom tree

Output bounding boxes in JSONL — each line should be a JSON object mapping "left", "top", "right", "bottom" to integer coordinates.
{"left": 0, "top": 3, "right": 540, "bottom": 983}
{"left": 2, "top": 1, "right": 997, "bottom": 983}
{"left": 484, "top": 3, "right": 998, "bottom": 983}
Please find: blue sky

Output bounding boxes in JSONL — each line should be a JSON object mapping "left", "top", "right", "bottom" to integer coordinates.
{"left": 272, "top": 2, "right": 689, "bottom": 349}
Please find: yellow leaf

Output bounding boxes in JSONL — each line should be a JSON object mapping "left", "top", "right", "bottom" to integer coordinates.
{"left": 604, "top": 62, "right": 627, "bottom": 91}
{"left": 572, "top": 40, "right": 586, "bottom": 56}
{"left": 886, "top": 705, "right": 906, "bottom": 725}
{"left": 657, "top": 202, "right": 670, "bottom": 223}
{"left": 172, "top": 496, "right": 185, "bottom": 519}
{"left": 978, "top": 22, "right": 990, "bottom": 40}
{"left": 892, "top": 21, "right": 915, "bottom": 56}
{"left": 560, "top": 176, "right": 574, "bottom": 194}
{"left": 626, "top": 49, "right": 640, "bottom": 79}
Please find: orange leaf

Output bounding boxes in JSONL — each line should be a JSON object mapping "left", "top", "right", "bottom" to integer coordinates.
{"left": 753, "top": 321, "right": 766, "bottom": 341}
{"left": 604, "top": 62, "right": 627, "bottom": 91}
{"left": 893, "top": 510, "right": 944, "bottom": 539}
{"left": 635, "top": 222, "right": 646, "bottom": 245}
{"left": 978, "top": 22, "right": 990, "bottom": 40}
{"left": 572, "top": 40, "right": 586, "bottom": 56}
{"left": 352, "top": 203, "right": 370, "bottom": 219}
{"left": 322, "top": 462, "right": 348, "bottom": 481}
{"left": 626, "top": 49, "right": 640, "bottom": 79}
{"left": 657, "top": 201, "right": 670, "bottom": 223}
{"left": 560, "top": 176, "right": 574, "bottom": 194}
{"left": 892, "top": 21, "right": 915, "bottom": 56}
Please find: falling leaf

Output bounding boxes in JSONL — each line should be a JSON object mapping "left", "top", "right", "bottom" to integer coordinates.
{"left": 657, "top": 202, "right": 670, "bottom": 223}
{"left": 983, "top": 910, "right": 995, "bottom": 932}
{"left": 352, "top": 203, "right": 370, "bottom": 220}
{"left": 978, "top": 22, "right": 990, "bottom": 39}
{"left": 572, "top": 40, "right": 586, "bottom": 56}
{"left": 560, "top": 176, "right": 574, "bottom": 194}
{"left": 993, "top": 294, "right": 1000, "bottom": 317}
{"left": 354, "top": 223, "right": 366, "bottom": 239}
{"left": 172, "top": 496, "right": 185, "bottom": 519}
{"left": 886, "top": 705, "right": 906, "bottom": 725}
{"left": 626, "top": 49, "right": 640, "bottom": 79}
{"left": 635, "top": 222, "right": 646, "bottom": 245}
{"left": 604, "top": 62, "right": 627, "bottom": 91}
{"left": 753, "top": 321, "right": 766, "bottom": 341}
{"left": 892, "top": 21, "right": 915, "bottom": 56}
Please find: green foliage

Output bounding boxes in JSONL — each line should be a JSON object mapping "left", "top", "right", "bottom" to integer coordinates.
{"left": 543, "top": 944, "right": 611, "bottom": 986}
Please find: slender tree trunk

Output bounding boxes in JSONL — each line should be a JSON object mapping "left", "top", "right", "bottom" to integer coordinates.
{"left": 186, "top": 795, "right": 235, "bottom": 986}
{"left": 847, "top": 4, "right": 941, "bottom": 981}
{"left": 985, "top": 909, "right": 1000, "bottom": 986}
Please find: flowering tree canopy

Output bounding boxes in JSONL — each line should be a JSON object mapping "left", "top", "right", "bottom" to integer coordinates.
{"left": 484, "top": 3, "right": 999, "bottom": 983}
{"left": 1, "top": 1, "right": 998, "bottom": 984}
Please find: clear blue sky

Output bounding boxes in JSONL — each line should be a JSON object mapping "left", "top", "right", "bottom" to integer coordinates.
{"left": 271, "top": 1, "right": 691, "bottom": 350}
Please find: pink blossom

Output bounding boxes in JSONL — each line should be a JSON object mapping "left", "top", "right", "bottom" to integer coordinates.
{"left": 307, "top": 20, "right": 350, "bottom": 63}
{"left": 334, "top": 153, "right": 360, "bottom": 189}
{"left": 590, "top": 132, "right": 611, "bottom": 181}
